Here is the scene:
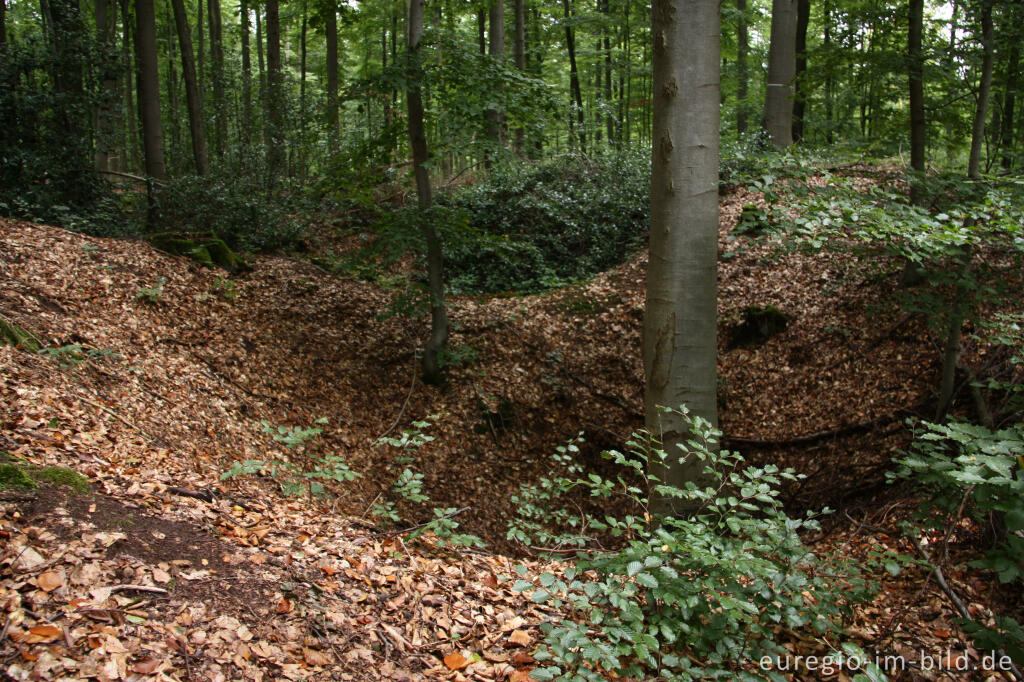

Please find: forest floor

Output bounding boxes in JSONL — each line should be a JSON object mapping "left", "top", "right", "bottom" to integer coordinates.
{"left": 1, "top": 178, "right": 1022, "bottom": 681}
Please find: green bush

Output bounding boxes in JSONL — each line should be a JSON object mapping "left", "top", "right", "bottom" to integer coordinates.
{"left": 508, "top": 407, "right": 881, "bottom": 681}
{"left": 437, "top": 150, "right": 650, "bottom": 294}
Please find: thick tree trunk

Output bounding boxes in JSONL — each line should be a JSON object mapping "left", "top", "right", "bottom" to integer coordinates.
{"left": 1000, "top": 42, "right": 1019, "bottom": 171}
{"left": 968, "top": 0, "right": 994, "bottom": 179}
{"left": 208, "top": 0, "right": 226, "bottom": 158}
{"left": 645, "top": 0, "right": 720, "bottom": 514}
{"left": 265, "top": 0, "right": 285, "bottom": 181}
{"left": 563, "top": 0, "right": 585, "bottom": 152}
{"left": 736, "top": 0, "right": 748, "bottom": 135}
{"left": 0, "top": 0, "right": 6, "bottom": 46}
{"left": 406, "top": 0, "right": 448, "bottom": 385}
{"left": 485, "top": 0, "right": 506, "bottom": 160}
{"left": 121, "top": 0, "right": 140, "bottom": 171}
{"left": 134, "top": 0, "right": 166, "bottom": 182}
{"left": 791, "top": 0, "right": 809, "bottom": 142}
{"left": 763, "top": 0, "right": 797, "bottom": 147}
{"left": 909, "top": 0, "right": 925, "bottom": 202}
{"left": 94, "top": 0, "right": 121, "bottom": 172}
{"left": 325, "top": 3, "right": 338, "bottom": 134}
{"left": 171, "top": 0, "right": 209, "bottom": 174}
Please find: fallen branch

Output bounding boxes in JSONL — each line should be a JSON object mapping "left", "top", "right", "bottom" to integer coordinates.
{"left": 110, "top": 584, "right": 169, "bottom": 595}
{"left": 723, "top": 405, "right": 923, "bottom": 448}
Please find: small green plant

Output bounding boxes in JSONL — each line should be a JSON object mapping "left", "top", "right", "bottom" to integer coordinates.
{"left": 137, "top": 277, "right": 167, "bottom": 303}
{"left": 437, "top": 343, "right": 478, "bottom": 369}
{"left": 508, "top": 407, "right": 882, "bottom": 681}
{"left": 213, "top": 276, "right": 238, "bottom": 301}
{"left": 892, "top": 419, "right": 1024, "bottom": 664}
{"left": 38, "top": 344, "right": 122, "bottom": 368}
{"left": 221, "top": 418, "right": 360, "bottom": 498}
{"left": 374, "top": 418, "right": 484, "bottom": 548}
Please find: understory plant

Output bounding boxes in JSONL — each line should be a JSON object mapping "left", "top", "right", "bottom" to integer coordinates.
{"left": 892, "top": 419, "right": 1024, "bottom": 664}
{"left": 508, "top": 407, "right": 884, "bottom": 681}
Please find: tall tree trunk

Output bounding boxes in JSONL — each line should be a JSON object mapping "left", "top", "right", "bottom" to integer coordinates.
{"left": 255, "top": 3, "right": 264, "bottom": 95}
{"left": 763, "top": 0, "right": 797, "bottom": 147}
{"left": 325, "top": 2, "right": 338, "bottom": 134}
{"left": 1000, "top": 42, "right": 1019, "bottom": 170}
{"left": 477, "top": 8, "right": 486, "bottom": 54}
{"left": 563, "top": 0, "right": 584, "bottom": 152}
{"left": 94, "top": 0, "right": 121, "bottom": 171}
{"left": 265, "top": 0, "right": 284, "bottom": 181}
{"left": 908, "top": 0, "right": 925, "bottom": 203}
{"left": 208, "top": 0, "right": 226, "bottom": 157}
{"left": 0, "top": 0, "right": 6, "bottom": 46}
{"left": 166, "top": 11, "right": 181, "bottom": 157}
{"left": 406, "top": 0, "right": 448, "bottom": 385}
{"left": 646, "top": 0, "right": 720, "bottom": 514}
{"left": 736, "top": 0, "right": 748, "bottom": 136}
{"left": 240, "top": 0, "right": 252, "bottom": 143}
{"left": 823, "top": 0, "right": 833, "bottom": 144}
{"left": 171, "top": 0, "right": 209, "bottom": 174}
{"left": 968, "top": 0, "right": 994, "bottom": 179}
{"left": 197, "top": 0, "right": 205, "bottom": 101}
{"left": 299, "top": 0, "right": 307, "bottom": 178}
{"left": 513, "top": 0, "right": 525, "bottom": 153}
{"left": 121, "top": 0, "right": 140, "bottom": 171}
{"left": 134, "top": 0, "right": 165, "bottom": 181}
{"left": 486, "top": 0, "right": 506, "bottom": 159}
{"left": 602, "top": 0, "right": 612, "bottom": 143}
{"left": 791, "top": 0, "right": 809, "bottom": 142}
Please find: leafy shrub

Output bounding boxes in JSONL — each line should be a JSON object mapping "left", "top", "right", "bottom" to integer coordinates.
{"left": 892, "top": 420, "right": 1024, "bottom": 663}
{"left": 437, "top": 150, "right": 650, "bottom": 294}
{"left": 508, "top": 407, "right": 880, "bottom": 681}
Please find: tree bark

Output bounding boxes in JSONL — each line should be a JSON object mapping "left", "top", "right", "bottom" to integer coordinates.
{"left": 1000, "top": 41, "right": 1018, "bottom": 171}
{"left": 240, "top": 0, "right": 252, "bottom": 142}
{"left": 791, "top": 0, "right": 809, "bottom": 142}
{"left": 486, "top": 0, "right": 506, "bottom": 160}
{"left": 94, "top": 0, "right": 121, "bottom": 172}
{"left": 645, "top": 0, "right": 720, "bottom": 514}
{"left": 265, "top": 0, "right": 285, "bottom": 181}
{"left": 406, "top": 0, "right": 448, "bottom": 385}
{"left": 121, "top": 0, "right": 140, "bottom": 171}
{"left": 134, "top": 0, "right": 166, "bottom": 182}
{"left": 171, "top": 0, "right": 209, "bottom": 174}
{"left": 325, "top": 2, "right": 338, "bottom": 134}
{"left": 763, "top": 0, "right": 797, "bottom": 147}
{"left": 736, "top": 0, "right": 748, "bottom": 135}
{"left": 513, "top": 0, "right": 525, "bottom": 153}
{"left": 563, "top": 0, "right": 585, "bottom": 152}
{"left": 968, "top": 0, "right": 994, "bottom": 179}
{"left": 603, "top": 0, "right": 612, "bottom": 143}
{"left": 208, "top": 0, "right": 226, "bottom": 158}
{"left": 909, "top": 0, "right": 926, "bottom": 202}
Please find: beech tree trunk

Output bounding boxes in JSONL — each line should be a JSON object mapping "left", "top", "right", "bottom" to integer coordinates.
{"left": 208, "top": 0, "right": 226, "bottom": 158}
{"left": 763, "top": 0, "right": 797, "bottom": 147}
{"left": 406, "top": 0, "right": 448, "bottom": 385}
{"left": 325, "top": 2, "right": 338, "bottom": 134}
{"left": 563, "top": 0, "right": 584, "bottom": 151}
{"left": 791, "top": 0, "right": 809, "bottom": 142}
{"left": 909, "top": 0, "right": 925, "bottom": 202}
{"left": 240, "top": 0, "right": 252, "bottom": 142}
{"left": 171, "top": 0, "right": 208, "bottom": 174}
{"left": 486, "top": 0, "right": 506, "bottom": 159}
{"left": 736, "top": 0, "right": 748, "bottom": 135}
{"left": 94, "top": 0, "right": 121, "bottom": 172}
{"left": 1000, "top": 42, "right": 1019, "bottom": 171}
{"left": 265, "top": 0, "right": 285, "bottom": 181}
{"left": 645, "top": 0, "right": 720, "bottom": 514}
{"left": 968, "top": 0, "right": 994, "bottom": 179}
{"left": 134, "top": 0, "right": 166, "bottom": 181}
{"left": 513, "top": 0, "right": 525, "bottom": 153}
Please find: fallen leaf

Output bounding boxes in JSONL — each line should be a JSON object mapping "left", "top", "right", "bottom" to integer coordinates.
{"left": 303, "top": 647, "right": 332, "bottom": 666}
{"left": 36, "top": 569, "right": 65, "bottom": 592}
{"left": 26, "top": 625, "right": 62, "bottom": 643}
{"left": 444, "top": 653, "right": 469, "bottom": 671}
{"left": 131, "top": 657, "right": 161, "bottom": 674}
{"left": 276, "top": 598, "right": 292, "bottom": 614}
{"left": 508, "top": 630, "right": 533, "bottom": 647}
{"left": 152, "top": 567, "right": 171, "bottom": 583}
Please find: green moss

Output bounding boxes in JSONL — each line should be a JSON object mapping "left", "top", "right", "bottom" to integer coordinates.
{"left": 148, "top": 232, "right": 248, "bottom": 272}
{"left": 0, "top": 464, "right": 38, "bottom": 490}
{"left": 0, "top": 319, "right": 41, "bottom": 352}
{"left": 29, "top": 466, "right": 89, "bottom": 494}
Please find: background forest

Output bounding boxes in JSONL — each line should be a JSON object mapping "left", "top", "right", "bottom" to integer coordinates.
{"left": 2, "top": 0, "right": 1024, "bottom": 680}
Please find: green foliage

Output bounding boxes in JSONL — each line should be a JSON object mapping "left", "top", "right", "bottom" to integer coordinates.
{"left": 892, "top": 420, "right": 1024, "bottom": 663}
{"left": 221, "top": 418, "right": 360, "bottom": 498}
{"left": 38, "top": 344, "right": 122, "bottom": 368}
{"left": 136, "top": 277, "right": 167, "bottom": 303}
{"left": 438, "top": 150, "right": 650, "bottom": 294}
{"left": 508, "top": 408, "right": 877, "bottom": 681}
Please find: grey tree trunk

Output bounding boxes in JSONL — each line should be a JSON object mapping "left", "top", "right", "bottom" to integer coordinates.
{"left": 134, "top": 0, "right": 166, "bottom": 181}
{"left": 645, "top": 0, "right": 720, "bottom": 515}
{"left": 406, "top": 0, "right": 449, "bottom": 385}
{"left": 1000, "top": 42, "right": 1019, "bottom": 170}
{"left": 326, "top": 3, "right": 338, "bottom": 134}
{"left": 486, "top": 0, "right": 506, "bottom": 158}
{"left": 763, "top": 0, "right": 797, "bottom": 147}
{"left": 968, "top": 0, "right": 994, "bottom": 179}
{"left": 208, "top": 0, "right": 226, "bottom": 158}
{"left": 563, "top": 0, "right": 584, "bottom": 151}
{"left": 171, "top": 0, "right": 209, "bottom": 174}
{"left": 909, "top": 0, "right": 926, "bottom": 203}
{"left": 736, "top": 0, "right": 748, "bottom": 135}
{"left": 513, "top": 0, "right": 525, "bottom": 153}
{"left": 265, "top": 0, "right": 285, "bottom": 181}
{"left": 94, "top": 0, "right": 121, "bottom": 172}
{"left": 240, "top": 0, "right": 252, "bottom": 142}
{"left": 791, "top": 0, "right": 809, "bottom": 142}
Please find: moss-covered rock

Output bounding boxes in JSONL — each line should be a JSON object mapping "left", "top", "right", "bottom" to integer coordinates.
{"left": 0, "top": 463, "right": 38, "bottom": 490}
{"left": 728, "top": 305, "right": 791, "bottom": 349}
{"left": 148, "top": 232, "right": 248, "bottom": 272}
{"left": 30, "top": 466, "right": 89, "bottom": 493}
{"left": 0, "top": 460, "right": 89, "bottom": 493}
{"left": 1, "top": 318, "right": 41, "bottom": 352}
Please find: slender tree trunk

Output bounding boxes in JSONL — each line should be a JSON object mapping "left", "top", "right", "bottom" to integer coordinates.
{"left": 477, "top": 8, "right": 486, "bottom": 54}
{"left": 603, "top": 0, "right": 612, "bottom": 143}
{"left": 208, "top": 0, "right": 226, "bottom": 158}
{"left": 823, "top": 0, "right": 833, "bottom": 143}
{"left": 736, "top": 0, "right": 748, "bottom": 136}
{"left": 121, "top": 0, "right": 140, "bottom": 171}
{"left": 134, "top": 0, "right": 166, "bottom": 181}
{"left": 240, "top": 0, "right": 252, "bottom": 142}
{"left": 166, "top": 11, "right": 181, "bottom": 157}
{"left": 909, "top": 0, "right": 925, "bottom": 203}
{"left": 1000, "top": 42, "right": 1019, "bottom": 170}
{"left": 513, "top": 0, "right": 525, "bottom": 153}
{"left": 0, "top": 0, "right": 6, "bottom": 47}
{"left": 486, "top": 0, "right": 506, "bottom": 159}
{"left": 94, "top": 0, "right": 121, "bottom": 171}
{"left": 936, "top": 248, "right": 973, "bottom": 421}
{"left": 325, "top": 3, "right": 338, "bottom": 134}
{"left": 791, "top": 0, "right": 809, "bottom": 142}
{"left": 968, "top": 0, "right": 994, "bottom": 179}
{"left": 299, "top": 0, "right": 307, "bottom": 177}
{"left": 563, "top": 0, "right": 585, "bottom": 152}
{"left": 197, "top": 0, "right": 205, "bottom": 101}
{"left": 406, "top": 0, "right": 448, "bottom": 385}
{"left": 171, "top": 0, "right": 209, "bottom": 174}
{"left": 646, "top": 0, "right": 720, "bottom": 514}
{"left": 255, "top": 3, "right": 265, "bottom": 94}
{"left": 763, "top": 0, "right": 797, "bottom": 147}
{"left": 265, "top": 0, "right": 284, "bottom": 181}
